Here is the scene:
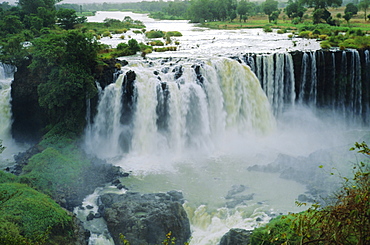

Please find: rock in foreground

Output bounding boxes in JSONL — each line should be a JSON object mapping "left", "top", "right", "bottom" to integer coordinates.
{"left": 219, "top": 228, "right": 252, "bottom": 245}
{"left": 99, "top": 191, "right": 190, "bottom": 245}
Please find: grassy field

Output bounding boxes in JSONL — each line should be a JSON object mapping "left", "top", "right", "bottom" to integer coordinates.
{"left": 202, "top": 7, "right": 370, "bottom": 32}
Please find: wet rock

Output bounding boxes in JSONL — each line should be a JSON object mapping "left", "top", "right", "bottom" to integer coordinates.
{"left": 173, "top": 65, "right": 183, "bottom": 80}
{"left": 298, "top": 194, "right": 315, "bottom": 203}
{"left": 225, "top": 184, "right": 247, "bottom": 199}
{"left": 219, "top": 228, "right": 252, "bottom": 245}
{"left": 225, "top": 184, "right": 254, "bottom": 208}
{"left": 86, "top": 211, "right": 95, "bottom": 221}
{"left": 100, "top": 191, "right": 190, "bottom": 245}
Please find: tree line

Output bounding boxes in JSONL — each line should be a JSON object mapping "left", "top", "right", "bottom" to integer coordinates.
{"left": 57, "top": 0, "right": 370, "bottom": 25}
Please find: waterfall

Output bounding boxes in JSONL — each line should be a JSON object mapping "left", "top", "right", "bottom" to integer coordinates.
{"left": 364, "top": 50, "right": 370, "bottom": 124}
{"left": 242, "top": 53, "right": 295, "bottom": 117}
{"left": 0, "top": 64, "right": 15, "bottom": 142}
{"left": 84, "top": 57, "right": 275, "bottom": 159}
{"left": 0, "top": 63, "right": 20, "bottom": 164}
{"left": 244, "top": 50, "right": 369, "bottom": 124}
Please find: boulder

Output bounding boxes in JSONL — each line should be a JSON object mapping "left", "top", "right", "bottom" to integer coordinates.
{"left": 219, "top": 228, "right": 252, "bottom": 245}
{"left": 99, "top": 191, "right": 191, "bottom": 245}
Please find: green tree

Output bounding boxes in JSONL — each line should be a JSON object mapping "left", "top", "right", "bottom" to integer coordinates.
{"left": 0, "top": 33, "right": 29, "bottom": 65}
{"left": 128, "top": 38, "right": 140, "bottom": 52}
{"left": 269, "top": 10, "right": 280, "bottom": 22}
{"left": 301, "top": 0, "right": 342, "bottom": 9}
{"left": 345, "top": 2, "right": 358, "bottom": 15}
{"left": 30, "top": 30, "right": 101, "bottom": 131}
{"left": 237, "top": 0, "right": 249, "bottom": 22}
{"left": 0, "top": 14, "right": 23, "bottom": 34}
{"left": 359, "top": 0, "right": 370, "bottom": 20}
{"left": 262, "top": 0, "right": 279, "bottom": 22}
{"left": 187, "top": 0, "right": 212, "bottom": 23}
{"left": 301, "top": 0, "right": 342, "bottom": 24}
{"left": 18, "top": 0, "right": 60, "bottom": 14}
{"left": 343, "top": 11, "right": 353, "bottom": 25}
{"left": 285, "top": 0, "right": 306, "bottom": 20}
{"left": 56, "top": 8, "right": 86, "bottom": 29}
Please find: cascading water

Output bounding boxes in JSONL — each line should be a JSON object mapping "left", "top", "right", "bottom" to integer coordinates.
{"left": 242, "top": 53, "right": 295, "bottom": 117}
{"left": 244, "top": 49, "right": 369, "bottom": 124}
{"left": 80, "top": 52, "right": 370, "bottom": 244}
{"left": 83, "top": 57, "right": 320, "bottom": 244}
{"left": 0, "top": 63, "right": 19, "bottom": 165}
{"left": 85, "top": 57, "right": 275, "bottom": 161}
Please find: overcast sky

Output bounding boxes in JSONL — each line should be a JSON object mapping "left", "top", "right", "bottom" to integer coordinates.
{"left": 5, "top": 0, "right": 145, "bottom": 5}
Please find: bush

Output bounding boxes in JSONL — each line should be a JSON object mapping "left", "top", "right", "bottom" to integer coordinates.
{"left": 117, "top": 42, "right": 129, "bottom": 50}
{"left": 149, "top": 40, "right": 164, "bottom": 46}
{"left": 298, "top": 30, "right": 311, "bottom": 38}
{"left": 145, "top": 30, "right": 165, "bottom": 38}
{"left": 263, "top": 26, "right": 273, "bottom": 32}
{"left": 154, "top": 46, "right": 177, "bottom": 52}
{"left": 166, "top": 31, "right": 182, "bottom": 37}
{"left": 102, "top": 30, "right": 111, "bottom": 37}
{"left": 320, "top": 40, "right": 331, "bottom": 49}
{"left": 319, "top": 34, "right": 328, "bottom": 40}
{"left": 0, "top": 182, "right": 73, "bottom": 243}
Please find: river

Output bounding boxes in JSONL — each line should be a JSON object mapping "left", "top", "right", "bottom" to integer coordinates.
{"left": 78, "top": 12, "right": 369, "bottom": 245}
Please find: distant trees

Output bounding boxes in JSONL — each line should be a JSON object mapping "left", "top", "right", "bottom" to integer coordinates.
{"left": 56, "top": 8, "right": 86, "bottom": 29}
{"left": 237, "top": 0, "right": 253, "bottom": 22}
{"left": 345, "top": 2, "right": 358, "bottom": 15}
{"left": 359, "top": 0, "right": 370, "bottom": 20}
{"left": 262, "top": 0, "right": 279, "bottom": 22}
{"left": 300, "top": 0, "right": 342, "bottom": 24}
{"left": 285, "top": 0, "right": 307, "bottom": 22}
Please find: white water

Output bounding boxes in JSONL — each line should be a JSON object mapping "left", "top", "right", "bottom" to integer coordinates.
{"left": 81, "top": 12, "right": 364, "bottom": 245}
{"left": 0, "top": 64, "right": 24, "bottom": 167}
{"left": 87, "top": 11, "right": 321, "bottom": 57}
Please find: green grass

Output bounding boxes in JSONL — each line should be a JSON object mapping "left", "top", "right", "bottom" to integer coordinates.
{"left": 0, "top": 182, "right": 74, "bottom": 244}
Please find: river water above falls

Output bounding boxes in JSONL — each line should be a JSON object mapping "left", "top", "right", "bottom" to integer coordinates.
{"left": 79, "top": 12, "right": 366, "bottom": 245}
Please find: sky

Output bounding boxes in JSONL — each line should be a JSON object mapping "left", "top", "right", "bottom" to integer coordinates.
{"left": 5, "top": 0, "right": 145, "bottom": 5}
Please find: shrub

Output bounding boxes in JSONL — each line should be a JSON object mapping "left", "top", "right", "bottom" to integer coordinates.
{"left": 298, "top": 30, "right": 311, "bottom": 38}
{"left": 117, "top": 42, "right": 129, "bottom": 50}
{"left": 320, "top": 40, "right": 331, "bottom": 49}
{"left": 145, "top": 30, "right": 165, "bottom": 38}
{"left": 149, "top": 40, "right": 164, "bottom": 46}
{"left": 133, "top": 30, "right": 142, "bottom": 34}
{"left": 166, "top": 31, "right": 182, "bottom": 37}
{"left": 319, "top": 34, "right": 328, "bottom": 40}
{"left": 102, "top": 30, "right": 111, "bottom": 37}
{"left": 263, "top": 26, "right": 273, "bottom": 32}
{"left": 0, "top": 182, "right": 73, "bottom": 243}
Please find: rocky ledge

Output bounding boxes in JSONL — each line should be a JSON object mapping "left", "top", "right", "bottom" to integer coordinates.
{"left": 98, "top": 190, "right": 191, "bottom": 245}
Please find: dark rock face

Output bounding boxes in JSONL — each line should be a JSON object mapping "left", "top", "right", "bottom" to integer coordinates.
{"left": 99, "top": 191, "right": 191, "bottom": 245}
{"left": 219, "top": 228, "right": 252, "bottom": 245}
{"left": 11, "top": 59, "right": 48, "bottom": 143}
{"left": 69, "top": 213, "right": 91, "bottom": 245}
{"left": 11, "top": 58, "right": 121, "bottom": 144}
